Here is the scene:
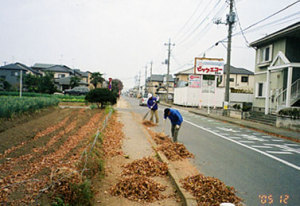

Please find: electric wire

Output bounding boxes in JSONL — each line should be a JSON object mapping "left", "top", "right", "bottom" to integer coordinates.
{"left": 173, "top": 0, "right": 204, "bottom": 41}
{"left": 176, "top": 0, "right": 223, "bottom": 46}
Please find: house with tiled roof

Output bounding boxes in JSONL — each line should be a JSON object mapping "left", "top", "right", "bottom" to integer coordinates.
{"left": 0, "top": 62, "right": 42, "bottom": 88}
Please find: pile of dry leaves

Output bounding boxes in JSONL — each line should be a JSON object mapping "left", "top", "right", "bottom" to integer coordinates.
{"left": 180, "top": 174, "right": 243, "bottom": 206}
{"left": 122, "top": 157, "right": 168, "bottom": 177}
{"left": 110, "top": 175, "right": 166, "bottom": 202}
{"left": 102, "top": 115, "right": 124, "bottom": 157}
{"left": 142, "top": 120, "right": 157, "bottom": 127}
{"left": 157, "top": 142, "right": 194, "bottom": 161}
{"left": 153, "top": 133, "right": 173, "bottom": 145}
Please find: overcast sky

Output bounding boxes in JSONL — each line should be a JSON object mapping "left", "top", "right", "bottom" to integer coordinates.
{"left": 0, "top": 0, "right": 299, "bottom": 89}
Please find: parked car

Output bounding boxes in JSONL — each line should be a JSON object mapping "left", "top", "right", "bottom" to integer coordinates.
{"left": 139, "top": 94, "right": 148, "bottom": 106}
{"left": 64, "top": 86, "right": 89, "bottom": 95}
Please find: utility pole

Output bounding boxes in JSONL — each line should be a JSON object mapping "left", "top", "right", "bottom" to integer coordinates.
{"left": 164, "top": 38, "right": 175, "bottom": 102}
{"left": 150, "top": 61, "right": 153, "bottom": 94}
{"left": 144, "top": 65, "right": 147, "bottom": 94}
{"left": 214, "top": 0, "right": 235, "bottom": 115}
{"left": 138, "top": 70, "right": 141, "bottom": 97}
{"left": 224, "top": 0, "right": 235, "bottom": 116}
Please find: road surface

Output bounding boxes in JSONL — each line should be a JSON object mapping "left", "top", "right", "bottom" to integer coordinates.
{"left": 124, "top": 97, "right": 300, "bottom": 206}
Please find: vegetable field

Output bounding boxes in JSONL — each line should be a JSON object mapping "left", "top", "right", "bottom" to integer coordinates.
{"left": 0, "top": 107, "right": 106, "bottom": 204}
{"left": 0, "top": 96, "right": 59, "bottom": 118}
{"left": 0, "top": 91, "right": 86, "bottom": 103}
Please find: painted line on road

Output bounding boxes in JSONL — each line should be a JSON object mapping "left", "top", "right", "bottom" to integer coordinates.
{"left": 239, "top": 141, "right": 255, "bottom": 144}
{"left": 252, "top": 145, "right": 273, "bottom": 149}
{"left": 266, "top": 151, "right": 293, "bottom": 155}
{"left": 184, "top": 119, "right": 300, "bottom": 171}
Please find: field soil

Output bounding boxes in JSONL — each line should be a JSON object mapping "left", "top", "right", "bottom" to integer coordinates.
{"left": 0, "top": 107, "right": 105, "bottom": 204}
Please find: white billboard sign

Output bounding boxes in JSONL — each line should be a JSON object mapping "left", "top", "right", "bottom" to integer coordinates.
{"left": 194, "top": 57, "right": 224, "bottom": 75}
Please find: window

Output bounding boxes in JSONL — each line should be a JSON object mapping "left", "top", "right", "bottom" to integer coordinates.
{"left": 58, "top": 74, "right": 65, "bottom": 78}
{"left": 230, "top": 78, "right": 234, "bottom": 82}
{"left": 241, "top": 76, "right": 248, "bottom": 83}
{"left": 256, "top": 82, "right": 265, "bottom": 97}
{"left": 11, "top": 71, "right": 18, "bottom": 76}
{"left": 258, "top": 45, "right": 272, "bottom": 63}
{"left": 0, "top": 75, "right": 5, "bottom": 80}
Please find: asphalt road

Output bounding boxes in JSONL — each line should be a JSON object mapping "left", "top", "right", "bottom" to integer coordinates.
{"left": 124, "top": 96, "right": 300, "bottom": 206}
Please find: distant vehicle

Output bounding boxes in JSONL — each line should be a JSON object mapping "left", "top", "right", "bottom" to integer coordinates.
{"left": 139, "top": 94, "right": 148, "bottom": 106}
{"left": 64, "top": 86, "right": 89, "bottom": 96}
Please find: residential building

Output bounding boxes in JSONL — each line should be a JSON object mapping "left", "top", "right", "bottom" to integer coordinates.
{"left": 250, "top": 22, "right": 300, "bottom": 114}
{"left": 146, "top": 74, "right": 175, "bottom": 99}
{"left": 0, "top": 62, "right": 41, "bottom": 88}
{"left": 54, "top": 76, "right": 88, "bottom": 91}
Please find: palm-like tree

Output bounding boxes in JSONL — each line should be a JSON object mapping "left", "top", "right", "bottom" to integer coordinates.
{"left": 91, "top": 72, "right": 105, "bottom": 88}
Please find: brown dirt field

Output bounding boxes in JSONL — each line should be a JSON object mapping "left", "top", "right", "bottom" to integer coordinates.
{"left": 0, "top": 107, "right": 106, "bottom": 205}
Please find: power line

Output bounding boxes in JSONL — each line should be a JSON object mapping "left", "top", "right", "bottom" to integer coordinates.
{"left": 233, "top": 0, "right": 250, "bottom": 47}
{"left": 173, "top": 0, "right": 204, "bottom": 40}
{"left": 174, "top": 0, "right": 212, "bottom": 43}
{"left": 177, "top": 0, "right": 223, "bottom": 46}
{"left": 241, "top": 0, "right": 300, "bottom": 33}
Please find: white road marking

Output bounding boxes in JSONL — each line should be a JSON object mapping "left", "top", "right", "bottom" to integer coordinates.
{"left": 267, "top": 151, "right": 293, "bottom": 155}
{"left": 285, "top": 144, "right": 300, "bottom": 147}
{"left": 239, "top": 141, "right": 255, "bottom": 144}
{"left": 184, "top": 119, "right": 300, "bottom": 171}
{"left": 228, "top": 136, "right": 241, "bottom": 140}
{"left": 264, "top": 144, "right": 300, "bottom": 154}
{"left": 217, "top": 127, "right": 239, "bottom": 133}
{"left": 252, "top": 145, "right": 273, "bottom": 149}
{"left": 272, "top": 139, "right": 284, "bottom": 142}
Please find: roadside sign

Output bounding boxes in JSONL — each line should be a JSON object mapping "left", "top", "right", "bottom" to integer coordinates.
{"left": 188, "top": 74, "right": 201, "bottom": 88}
{"left": 194, "top": 57, "right": 224, "bottom": 75}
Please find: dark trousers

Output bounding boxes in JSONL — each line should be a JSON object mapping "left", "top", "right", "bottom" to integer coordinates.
{"left": 171, "top": 124, "right": 181, "bottom": 142}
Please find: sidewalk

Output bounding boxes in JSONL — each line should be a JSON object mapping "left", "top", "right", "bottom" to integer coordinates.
{"left": 94, "top": 98, "right": 192, "bottom": 205}
{"left": 160, "top": 102, "right": 300, "bottom": 142}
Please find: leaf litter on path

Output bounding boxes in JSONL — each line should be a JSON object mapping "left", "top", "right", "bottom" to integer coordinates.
{"left": 122, "top": 156, "right": 168, "bottom": 177}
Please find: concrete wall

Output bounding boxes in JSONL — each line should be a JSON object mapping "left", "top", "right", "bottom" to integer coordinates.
{"left": 174, "top": 87, "right": 225, "bottom": 108}
{"left": 276, "top": 116, "right": 300, "bottom": 131}
{"left": 230, "top": 93, "right": 253, "bottom": 103}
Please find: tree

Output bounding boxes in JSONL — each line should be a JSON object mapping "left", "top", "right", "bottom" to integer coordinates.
{"left": 24, "top": 74, "right": 39, "bottom": 92}
{"left": 91, "top": 72, "right": 105, "bottom": 88}
{"left": 85, "top": 88, "right": 117, "bottom": 108}
{"left": 38, "top": 72, "right": 57, "bottom": 94}
{"left": 111, "top": 79, "right": 123, "bottom": 97}
{"left": 70, "top": 76, "right": 81, "bottom": 88}
{"left": 0, "top": 78, "right": 11, "bottom": 91}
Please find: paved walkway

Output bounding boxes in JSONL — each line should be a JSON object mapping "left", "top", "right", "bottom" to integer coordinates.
{"left": 160, "top": 102, "right": 300, "bottom": 142}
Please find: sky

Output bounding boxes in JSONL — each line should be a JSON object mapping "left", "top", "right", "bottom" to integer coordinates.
{"left": 0, "top": 0, "right": 299, "bottom": 89}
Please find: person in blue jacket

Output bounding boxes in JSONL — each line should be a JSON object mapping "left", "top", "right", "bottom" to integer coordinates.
{"left": 164, "top": 108, "right": 183, "bottom": 142}
{"left": 147, "top": 93, "right": 159, "bottom": 123}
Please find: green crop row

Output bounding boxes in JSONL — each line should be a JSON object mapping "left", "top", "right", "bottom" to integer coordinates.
{"left": 0, "top": 91, "right": 85, "bottom": 100}
{"left": 60, "top": 98, "right": 86, "bottom": 102}
{"left": 0, "top": 96, "right": 59, "bottom": 118}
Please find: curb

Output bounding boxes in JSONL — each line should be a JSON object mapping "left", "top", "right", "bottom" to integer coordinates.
{"left": 156, "top": 151, "right": 198, "bottom": 206}
{"left": 140, "top": 123, "right": 198, "bottom": 206}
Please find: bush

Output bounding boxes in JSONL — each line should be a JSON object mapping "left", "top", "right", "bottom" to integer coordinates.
{"left": 242, "top": 102, "right": 252, "bottom": 112}
{"left": 85, "top": 88, "right": 117, "bottom": 108}
{"left": 278, "top": 108, "right": 300, "bottom": 119}
{"left": 232, "top": 104, "right": 241, "bottom": 110}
